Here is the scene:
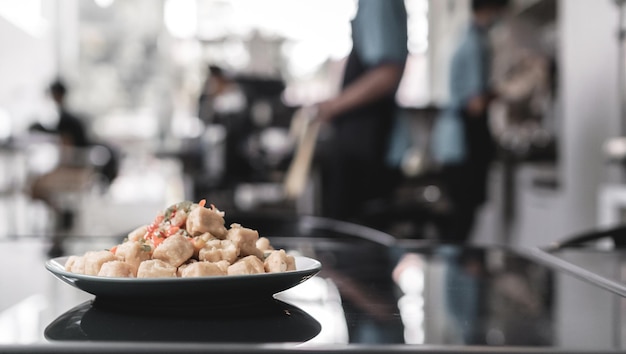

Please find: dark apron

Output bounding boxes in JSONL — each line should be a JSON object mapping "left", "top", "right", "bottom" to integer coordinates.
{"left": 438, "top": 109, "right": 496, "bottom": 243}
{"left": 333, "top": 50, "right": 395, "bottom": 163}
{"left": 321, "top": 49, "right": 397, "bottom": 220}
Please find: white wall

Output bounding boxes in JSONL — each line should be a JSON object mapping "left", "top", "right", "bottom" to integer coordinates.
{"left": 559, "top": 0, "right": 620, "bottom": 235}
{"left": 0, "top": 15, "right": 55, "bottom": 133}
{"left": 0, "top": 0, "right": 81, "bottom": 134}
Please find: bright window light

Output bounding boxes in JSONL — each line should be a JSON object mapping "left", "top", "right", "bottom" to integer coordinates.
{"left": 94, "top": 0, "right": 115, "bottom": 8}
{"left": 164, "top": 0, "right": 197, "bottom": 39}
{"left": 0, "top": 0, "right": 46, "bottom": 37}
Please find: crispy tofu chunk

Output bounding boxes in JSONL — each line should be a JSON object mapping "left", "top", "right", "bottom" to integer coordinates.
{"left": 115, "top": 241, "right": 151, "bottom": 273}
{"left": 227, "top": 224, "right": 263, "bottom": 259}
{"left": 186, "top": 206, "right": 227, "bottom": 238}
{"left": 84, "top": 251, "right": 117, "bottom": 276}
{"left": 65, "top": 255, "right": 81, "bottom": 272}
{"left": 227, "top": 255, "right": 265, "bottom": 276}
{"left": 191, "top": 233, "right": 218, "bottom": 258}
{"left": 215, "top": 260, "right": 230, "bottom": 273}
{"left": 66, "top": 255, "right": 93, "bottom": 275}
{"left": 179, "top": 261, "right": 226, "bottom": 277}
{"left": 137, "top": 259, "right": 177, "bottom": 278}
{"left": 198, "top": 239, "right": 239, "bottom": 263}
{"left": 152, "top": 234, "right": 194, "bottom": 267}
{"left": 256, "top": 237, "right": 274, "bottom": 252}
{"left": 176, "top": 259, "right": 198, "bottom": 277}
{"left": 98, "top": 261, "right": 135, "bottom": 278}
{"left": 69, "top": 256, "right": 86, "bottom": 274}
{"left": 264, "top": 250, "right": 296, "bottom": 273}
{"left": 127, "top": 225, "right": 148, "bottom": 242}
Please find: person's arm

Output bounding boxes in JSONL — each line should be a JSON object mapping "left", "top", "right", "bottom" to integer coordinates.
{"left": 449, "top": 30, "right": 490, "bottom": 119}
{"left": 318, "top": 0, "right": 407, "bottom": 122}
{"left": 317, "top": 63, "right": 404, "bottom": 122}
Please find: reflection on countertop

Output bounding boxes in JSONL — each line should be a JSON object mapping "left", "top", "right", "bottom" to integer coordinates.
{"left": 45, "top": 299, "right": 321, "bottom": 344}
{"left": 1, "top": 216, "right": 626, "bottom": 351}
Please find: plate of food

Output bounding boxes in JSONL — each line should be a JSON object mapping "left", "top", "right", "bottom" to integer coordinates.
{"left": 46, "top": 200, "right": 321, "bottom": 302}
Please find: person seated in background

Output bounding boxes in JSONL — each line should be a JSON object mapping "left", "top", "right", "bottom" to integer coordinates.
{"left": 31, "top": 79, "right": 119, "bottom": 184}
{"left": 31, "top": 80, "right": 89, "bottom": 149}
{"left": 431, "top": 0, "right": 509, "bottom": 243}
{"left": 316, "top": 0, "right": 408, "bottom": 223}
{"left": 30, "top": 79, "right": 118, "bottom": 256}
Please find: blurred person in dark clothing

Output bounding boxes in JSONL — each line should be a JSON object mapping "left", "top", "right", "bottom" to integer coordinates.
{"left": 196, "top": 65, "right": 251, "bottom": 185}
{"left": 30, "top": 80, "right": 92, "bottom": 255}
{"left": 197, "top": 65, "right": 247, "bottom": 125}
{"left": 31, "top": 79, "right": 118, "bottom": 183}
{"left": 198, "top": 65, "right": 226, "bottom": 124}
{"left": 431, "top": 0, "right": 509, "bottom": 243}
{"left": 317, "top": 0, "right": 407, "bottom": 222}
{"left": 31, "top": 80, "right": 118, "bottom": 256}
{"left": 31, "top": 80, "right": 89, "bottom": 148}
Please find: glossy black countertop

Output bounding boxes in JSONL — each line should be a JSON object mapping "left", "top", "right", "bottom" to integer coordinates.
{"left": 1, "top": 215, "right": 625, "bottom": 353}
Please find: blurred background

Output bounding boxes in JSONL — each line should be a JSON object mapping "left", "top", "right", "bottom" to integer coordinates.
{"left": 0, "top": 0, "right": 620, "bottom": 250}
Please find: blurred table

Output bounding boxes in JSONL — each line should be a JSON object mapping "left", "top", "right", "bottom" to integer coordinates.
{"left": 1, "top": 216, "right": 626, "bottom": 353}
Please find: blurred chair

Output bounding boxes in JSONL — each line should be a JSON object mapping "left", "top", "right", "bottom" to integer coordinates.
{"left": 26, "top": 143, "right": 120, "bottom": 255}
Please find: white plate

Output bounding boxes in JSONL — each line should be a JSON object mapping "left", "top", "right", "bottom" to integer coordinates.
{"left": 46, "top": 256, "right": 321, "bottom": 302}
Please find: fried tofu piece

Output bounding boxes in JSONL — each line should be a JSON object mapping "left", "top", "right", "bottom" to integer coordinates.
{"left": 179, "top": 261, "right": 226, "bottom": 277}
{"left": 115, "top": 241, "right": 151, "bottom": 274}
{"left": 227, "top": 224, "right": 263, "bottom": 259}
{"left": 186, "top": 206, "right": 227, "bottom": 238}
{"left": 176, "top": 259, "right": 198, "bottom": 277}
{"left": 191, "top": 233, "right": 218, "bottom": 258}
{"left": 84, "top": 251, "right": 117, "bottom": 276}
{"left": 137, "top": 259, "right": 177, "bottom": 278}
{"left": 169, "top": 209, "right": 188, "bottom": 228}
{"left": 215, "top": 260, "right": 230, "bottom": 273}
{"left": 127, "top": 225, "right": 148, "bottom": 242}
{"left": 152, "top": 234, "right": 194, "bottom": 267}
{"left": 198, "top": 239, "right": 239, "bottom": 263}
{"left": 227, "top": 255, "right": 265, "bottom": 276}
{"left": 256, "top": 237, "right": 274, "bottom": 252}
{"left": 65, "top": 255, "right": 82, "bottom": 272}
{"left": 264, "top": 250, "right": 296, "bottom": 273}
{"left": 98, "top": 261, "right": 135, "bottom": 278}
{"left": 70, "top": 256, "right": 86, "bottom": 274}
{"left": 64, "top": 257, "right": 75, "bottom": 271}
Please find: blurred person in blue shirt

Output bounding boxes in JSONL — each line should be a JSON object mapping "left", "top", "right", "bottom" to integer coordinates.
{"left": 431, "top": 0, "right": 509, "bottom": 243}
{"left": 316, "top": 0, "right": 408, "bottom": 222}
